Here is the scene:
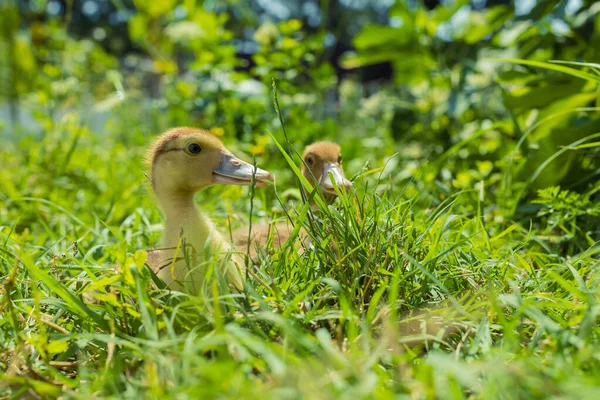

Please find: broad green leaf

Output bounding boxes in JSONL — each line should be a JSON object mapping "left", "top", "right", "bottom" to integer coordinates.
{"left": 353, "top": 25, "right": 407, "bottom": 50}
{"left": 128, "top": 14, "right": 148, "bottom": 42}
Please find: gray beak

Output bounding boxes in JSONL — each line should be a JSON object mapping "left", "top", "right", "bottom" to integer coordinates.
{"left": 321, "top": 163, "right": 352, "bottom": 194}
{"left": 212, "top": 152, "right": 274, "bottom": 187}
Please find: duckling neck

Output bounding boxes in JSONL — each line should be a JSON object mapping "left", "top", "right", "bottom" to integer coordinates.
{"left": 309, "top": 193, "right": 335, "bottom": 211}
{"left": 155, "top": 189, "right": 244, "bottom": 290}
{"left": 156, "top": 190, "right": 218, "bottom": 253}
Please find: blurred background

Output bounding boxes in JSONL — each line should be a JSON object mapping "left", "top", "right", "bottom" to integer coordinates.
{"left": 2, "top": 0, "right": 600, "bottom": 240}
{"left": 5, "top": 2, "right": 600, "bottom": 396}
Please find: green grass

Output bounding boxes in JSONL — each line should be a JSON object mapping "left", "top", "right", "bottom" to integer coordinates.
{"left": 2, "top": 99, "right": 600, "bottom": 399}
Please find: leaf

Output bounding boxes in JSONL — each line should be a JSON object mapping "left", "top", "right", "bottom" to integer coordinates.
{"left": 84, "top": 274, "right": 121, "bottom": 292}
{"left": 490, "top": 58, "right": 600, "bottom": 82}
{"left": 340, "top": 50, "right": 403, "bottom": 69}
{"left": 527, "top": 132, "right": 600, "bottom": 189}
{"left": 47, "top": 340, "right": 69, "bottom": 354}
{"left": 122, "top": 256, "right": 136, "bottom": 287}
{"left": 91, "top": 292, "right": 121, "bottom": 308}
{"left": 353, "top": 25, "right": 407, "bottom": 50}
{"left": 25, "top": 259, "right": 109, "bottom": 331}
{"left": 165, "top": 21, "right": 204, "bottom": 43}
{"left": 128, "top": 14, "right": 148, "bottom": 42}
{"left": 93, "top": 92, "right": 125, "bottom": 113}
{"left": 134, "top": 0, "right": 176, "bottom": 18}
{"left": 365, "top": 283, "right": 387, "bottom": 326}
{"left": 461, "top": 6, "right": 512, "bottom": 44}
{"left": 14, "top": 34, "right": 35, "bottom": 73}
{"left": 0, "top": 375, "right": 61, "bottom": 397}
{"left": 550, "top": 60, "right": 600, "bottom": 71}
{"left": 131, "top": 263, "right": 158, "bottom": 340}
{"left": 504, "top": 77, "right": 587, "bottom": 112}
{"left": 133, "top": 250, "right": 148, "bottom": 273}
{"left": 190, "top": 10, "right": 220, "bottom": 42}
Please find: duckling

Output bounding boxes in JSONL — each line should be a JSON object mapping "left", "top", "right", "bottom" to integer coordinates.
{"left": 146, "top": 127, "right": 273, "bottom": 291}
{"left": 301, "top": 141, "right": 353, "bottom": 204}
{"left": 234, "top": 141, "right": 352, "bottom": 262}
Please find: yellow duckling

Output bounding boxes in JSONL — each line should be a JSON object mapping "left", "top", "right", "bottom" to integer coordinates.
{"left": 301, "top": 141, "right": 353, "bottom": 202}
{"left": 146, "top": 127, "right": 273, "bottom": 290}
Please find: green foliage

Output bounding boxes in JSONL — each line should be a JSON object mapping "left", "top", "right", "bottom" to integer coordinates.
{"left": 3, "top": 0, "right": 600, "bottom": 398}
{"left": 532, "top": 185, "right": 600, "bottom": 251}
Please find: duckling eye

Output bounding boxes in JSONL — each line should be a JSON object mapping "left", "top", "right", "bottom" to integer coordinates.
{"left": 186, "top": 143, "right": 202, "bottom": 155}
{"left": 306, "top": 155, "right": 314, "bottom": 165}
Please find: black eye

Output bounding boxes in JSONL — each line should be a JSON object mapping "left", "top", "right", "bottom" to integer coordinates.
{"left": 306, "top": 155, "right": 314, "bottom": 165}
{"left": 187, "top": 143, "right": 202, "bottom": 155}
{"left": 338, "top": 155, "right": 342, "bottom": 163}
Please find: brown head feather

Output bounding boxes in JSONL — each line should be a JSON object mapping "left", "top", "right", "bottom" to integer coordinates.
{"left": 146, "top": 127, "right": 228, "bottom": 190}
{"left": 302, "top": 141, "right": 341, "bottom": 163}
{"left": 145, "top": 127, "right": 227, "bottom": 168}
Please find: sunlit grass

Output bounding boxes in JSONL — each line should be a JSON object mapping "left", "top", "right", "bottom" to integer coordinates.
{"left": 2, "top": 76, "right": 600, "bottom": 397}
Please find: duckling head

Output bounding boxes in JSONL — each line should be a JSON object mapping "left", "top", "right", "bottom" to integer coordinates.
{"left": 301, "top": 141, "right": 352, "bottom": 196}
{"left": 148, "top": 127, "right": 274, "bottom": 195}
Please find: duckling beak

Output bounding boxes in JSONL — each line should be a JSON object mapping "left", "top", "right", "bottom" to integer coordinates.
{"left": 321, "top": 163, "right": 352, "bottom": 195}
{"left": 212, "top": 152, "right": 274, "bottom": 187}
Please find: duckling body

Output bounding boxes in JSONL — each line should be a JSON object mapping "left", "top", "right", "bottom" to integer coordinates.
{"left": 233, "top": 141, "right": 351, "bottom": 262}
{"left": 233, "top": 220, "right": 296, "bottom": 262}
{"left": 146, "top": 127, "right": 273, "bottom": 290}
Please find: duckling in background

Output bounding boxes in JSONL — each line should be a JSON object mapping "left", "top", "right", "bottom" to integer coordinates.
{"left": 233, "top": 141, "right": 352, "bottom": 262}
{"left": 145, "top": 127, "right": 273, "bottom": 291}
{"left": 301, "top": 141, "right": 353, "bottom": 205}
